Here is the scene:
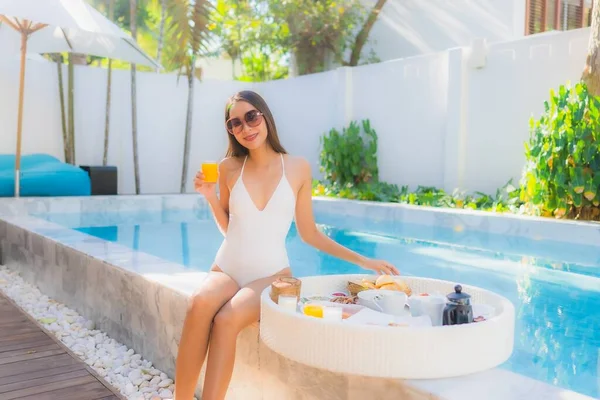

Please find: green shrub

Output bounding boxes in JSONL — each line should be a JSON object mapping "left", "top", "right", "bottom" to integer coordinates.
{"left": 521, "top": 82, "right": 600, "bottom": 221}
{"left": 319, "top": 119, "right": 379, "bottom": 185}
{"left": 314, "top": 119, "right": 522, "bottom": 214}
{"left": 312, "top": 179, "right": 520, "bottom": 213}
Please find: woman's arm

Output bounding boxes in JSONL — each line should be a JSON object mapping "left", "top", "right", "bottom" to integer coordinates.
{"left": 293, "top": 159, "right": 399, "bottom": 275}
{"left": 202, "top": 160, "right": 232, "bottom": 236}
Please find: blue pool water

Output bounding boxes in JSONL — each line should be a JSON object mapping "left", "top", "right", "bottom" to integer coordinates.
{"left": 37, "top": 209, "right": 599, "bottom": 397}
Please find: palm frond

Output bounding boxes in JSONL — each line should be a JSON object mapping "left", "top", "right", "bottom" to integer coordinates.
{"left": 166, "top": 0, "right": 213, "bottom": 77}
{"left": 191, "top": 0, "right": 213, "bottom": 55}
{"left": 167, "top": 0, "right": 192, "bottom": 69}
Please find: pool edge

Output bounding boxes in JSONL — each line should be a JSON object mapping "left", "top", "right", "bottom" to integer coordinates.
{"left": 0, "top": 205, "right": 595, "bottom": 400}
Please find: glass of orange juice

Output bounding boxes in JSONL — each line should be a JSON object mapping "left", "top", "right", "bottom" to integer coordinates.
{"left": 201, "top": 162, "right": 219, "bottom": 183}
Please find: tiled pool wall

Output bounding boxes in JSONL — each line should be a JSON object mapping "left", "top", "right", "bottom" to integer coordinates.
{"left": 0, "top": 194, "right": 598, "bottom": 400}
{"left": 311, "top": 197, "right": 600, "bottom": 247}
{"left": 0, "top": 195, "right": 437, "bottom": 400}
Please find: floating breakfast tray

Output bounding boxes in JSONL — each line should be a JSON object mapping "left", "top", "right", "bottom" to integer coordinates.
{"left": 259, "top": 274, "right": 515, "bottom": 379}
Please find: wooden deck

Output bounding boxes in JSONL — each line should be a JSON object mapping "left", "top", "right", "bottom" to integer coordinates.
{"left": 0, "top": 293, "right": 124, "bottom": 400}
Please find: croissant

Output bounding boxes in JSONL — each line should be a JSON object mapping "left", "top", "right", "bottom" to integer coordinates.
{"left": 361, "top": 279, "right": 377, "bottom": 289}
{"left": 375, "top": 274, "right": 395, "bottom": 288}
{"left": 378, "top": 280, "right": 412, "bottom": 296}
{"left": 396, "top": 280, "right": 412, "bottom": 296}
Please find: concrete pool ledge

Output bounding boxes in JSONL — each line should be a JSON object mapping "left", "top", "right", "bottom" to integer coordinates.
{"left": 0, "top": 194, "right": 597, "bottom": 399}
{"left": 409, "top": 368, "right": 596, "bottom": 400}
{"left": 1, "top": 194, "right": 600, "bottom": 244}
{"left": 0, "top": 224, "right": 594, "bottom": 400}
{"left": 311, "top": 196, "right": 600, "bottom": 247}
{"left": 0, "top": 216, "right": 437, "bottom": 399}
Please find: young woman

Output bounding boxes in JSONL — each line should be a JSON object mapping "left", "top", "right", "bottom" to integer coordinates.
{"left": 173, "top": 90, "right": 399, "bottom": 400}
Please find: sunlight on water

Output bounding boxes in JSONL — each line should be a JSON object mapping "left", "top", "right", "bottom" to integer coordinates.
{"left": 35, "top": 209, "right": 600, "bottom": 398}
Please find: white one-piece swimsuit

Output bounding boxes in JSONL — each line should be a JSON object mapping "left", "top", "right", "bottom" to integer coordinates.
{"left": 214, "top": 154, "right": 296, "bottom": 287}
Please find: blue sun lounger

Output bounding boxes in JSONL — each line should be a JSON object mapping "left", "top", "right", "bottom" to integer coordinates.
{"left": 0, "top": 154, "right": 91, "bottom": 197}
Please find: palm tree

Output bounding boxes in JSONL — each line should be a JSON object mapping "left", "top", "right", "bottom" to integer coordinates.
{"left": 130, "top": 0, "right": 141, "bottom": 194}
{"left": 156, "top": 0, "right": 167, "bottom": 71}
{"left": 167, "top": 0, "right": 213, "bottom": 193}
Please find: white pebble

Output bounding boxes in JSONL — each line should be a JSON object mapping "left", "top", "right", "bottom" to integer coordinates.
{"left": 158, "top": 379, "right": 173, "bottom": 388}
{"left": 0, "top": 266, "right": 177, "bottom": 400}
{"left": 150, "top": 376, "right": 161, "bottom": 386}
{"left": 133, "top": 377, "right": 144, "bottom": 386}
{"left": 128, "top": 369, "right": 142, "bottom": 381}
{"left": 125, "top": 383, "right": 135, "bottom": 395}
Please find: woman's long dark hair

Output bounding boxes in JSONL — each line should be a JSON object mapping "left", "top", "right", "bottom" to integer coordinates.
{"left": 224, "top": 90, "right": 287, "bottom": 158}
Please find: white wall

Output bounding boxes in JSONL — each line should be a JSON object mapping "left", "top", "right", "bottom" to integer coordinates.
{"left": 0, "top": 28, "right": 589, "bottom": 195}
{"left": 257, "top": 71, "right": 342, "bottom": 176}
{"left": 463, "top": 29, "right": 589, "bottom": 192}
{"left": 362, "top": 0, "right": 526, "bottom": 62}
{"left": 352, "top": 52, "right": 449, "bottom": 189}
{"left": 196, "top": 57, "right": 242, "bottom": 81}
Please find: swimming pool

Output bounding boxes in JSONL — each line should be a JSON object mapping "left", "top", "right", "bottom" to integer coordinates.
{"left": 34, "top": 206, "right": 599, "bottom": 398}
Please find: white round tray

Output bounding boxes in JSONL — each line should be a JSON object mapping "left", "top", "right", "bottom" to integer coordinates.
{"left": 259, "top": 274, "right": 515, "bottom": 379}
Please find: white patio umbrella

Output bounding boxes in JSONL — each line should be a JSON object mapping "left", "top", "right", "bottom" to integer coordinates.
{"left": 0, "top": 0, "right": 161, "bottom": 197}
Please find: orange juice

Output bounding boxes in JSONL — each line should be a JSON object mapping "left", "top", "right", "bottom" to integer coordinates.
{"left": 303, "top": 304, "right": 323, "bottom": 318}
{"left": 201, "top": 162, "right": 218, "bottom": 183}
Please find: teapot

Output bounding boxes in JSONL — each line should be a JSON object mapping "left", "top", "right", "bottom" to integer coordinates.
{"left": 442, "top": 284, "right": 473, "bottom": 326}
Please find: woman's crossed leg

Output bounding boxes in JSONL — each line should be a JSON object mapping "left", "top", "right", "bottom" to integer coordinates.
{"left": 200, "top": 268, "right": 291, "bottom": 400}
{"left": 173, "top": 268, "right": 290, "bottom": 400}
{"left": 173, "top": 270, "right": 239, "bottom": 399}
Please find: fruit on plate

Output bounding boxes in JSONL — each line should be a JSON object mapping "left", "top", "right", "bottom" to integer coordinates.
{"left": 330, "top": 292, "right": 347, "bottom": 297}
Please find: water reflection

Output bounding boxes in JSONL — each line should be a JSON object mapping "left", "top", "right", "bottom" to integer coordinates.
{"left": 71, "top": 219, "right": 598, "bottom": 398}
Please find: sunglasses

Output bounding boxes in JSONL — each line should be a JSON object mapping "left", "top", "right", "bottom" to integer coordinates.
{"left": 226, "top": 109, "right": 264, "bottom": 134}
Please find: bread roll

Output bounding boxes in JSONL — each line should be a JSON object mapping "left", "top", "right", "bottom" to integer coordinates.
{"left": 379, "top": 283, "right": 401, "bottom": 291}
{"left": 396, "top": 280, "right": 412, "bottom": 296}
{"left": 361, "top": 279, "right": 377, "bottom": 289}
{"left": 378, "top": 280, "right": 413, "bottom": 296}
{"left": 375, "top": 274, "right": 395, "bottom": 288}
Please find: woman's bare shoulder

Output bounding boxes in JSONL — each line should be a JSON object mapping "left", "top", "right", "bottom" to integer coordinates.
{"left": 284, "top": 155, "right": 312, "bottom": 181}
{"left": 219, "top": 157, "right": 243, "bottom": 171}
{"left": 218, "top": 157, "right": 244, "bottom": 182}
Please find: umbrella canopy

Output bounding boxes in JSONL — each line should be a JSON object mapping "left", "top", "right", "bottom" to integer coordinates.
{"left": 0, "top": 0, "right": 160, "bottom": 68}
{"left": 0, "top": 0, "right": 126, "bottom": 33}
{"left": 0, "top": 0, "right": 160, "bottom": 197}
